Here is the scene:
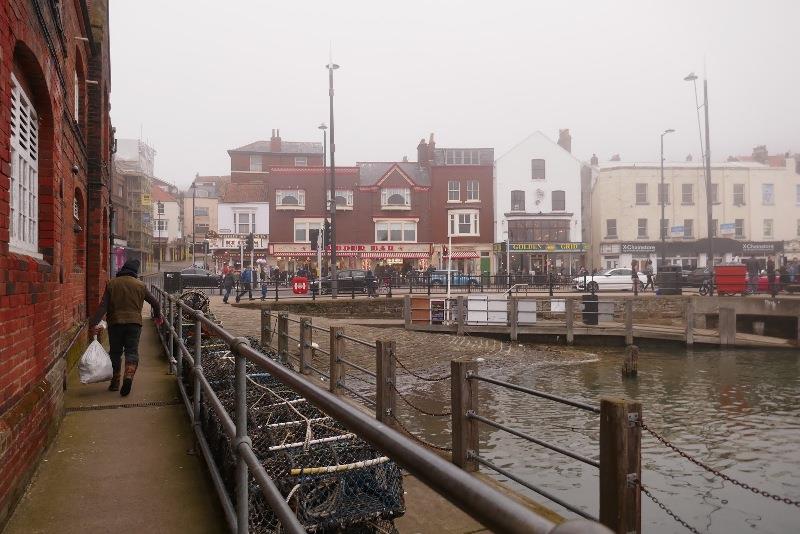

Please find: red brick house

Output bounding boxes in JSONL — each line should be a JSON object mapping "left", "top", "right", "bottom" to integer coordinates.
{"left": 228, "top": 129, "right": 323, "bottom": 183}
{"left": 0, "top": 0, "right": 112, "bottom": 526}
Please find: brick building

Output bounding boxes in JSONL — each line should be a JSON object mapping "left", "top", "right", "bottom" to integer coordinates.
{"left": 228, "top": 129, "right": 323, "bottom": 180}
{"left": 0, "top": 0, "right": 112, "bottom": 527}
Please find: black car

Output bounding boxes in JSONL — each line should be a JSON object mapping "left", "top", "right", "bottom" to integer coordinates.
{"left": 179, "top": 267, "right": 222, "bottom": 289}
{"left": 685, "top": 267, "right": 713, "bottom": 287}
{"left": 312, "top": 269, "right": 372, "bottom": 294}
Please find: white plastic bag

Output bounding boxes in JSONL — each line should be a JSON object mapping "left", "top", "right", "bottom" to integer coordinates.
{"left": 78, "top": 336, "right": 113, "bottom": 384}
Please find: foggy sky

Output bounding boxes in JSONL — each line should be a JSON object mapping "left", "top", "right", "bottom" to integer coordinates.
{"left": 109, "top": 0, "right": 800, "bottom": 189}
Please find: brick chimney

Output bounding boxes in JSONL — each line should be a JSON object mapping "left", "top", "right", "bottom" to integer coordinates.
{"left": 557, "top": 129, "right": 572, "bottom": 153}
{"left": 752, "top": 145, "right": 768, "bottom": 164}
{"left": 417, "top": 138, "right": 428, "bottom": 164}
{"left": 270, "top": 129, "right": 282, "bottom": 152}
{"left": 610, "top": 154, "right": 621, "bottom": 162}
{"left": 590, "top": 153, "right": 598, "bottom": 166}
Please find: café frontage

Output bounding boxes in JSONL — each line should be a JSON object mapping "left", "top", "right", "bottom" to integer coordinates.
{"left": 268, "top": 242, "right": 434, "bottom": 274}
{"left": 493, "top": 242, "right": 586, "bottom": 276}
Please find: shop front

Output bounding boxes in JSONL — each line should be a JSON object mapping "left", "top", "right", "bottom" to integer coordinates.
{"left": 494, "top": 242, "right": 586, "bottom": 276}
{"left": 209, "top": 233, "right": 269, "bottom": 272}
{"left": 269, "top": 243, "right": 433, "bottom": 277}
{"left": 431, "top": 245, "right": 491, "bottom": 275}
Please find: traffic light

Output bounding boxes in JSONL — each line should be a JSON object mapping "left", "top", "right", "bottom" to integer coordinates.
{"left": 309, "top": 229, "right": 320, "bottom": 251}
{"left": 323, "top": 220, "right": 332, "bottom": 247}
{"left": 245, "top": 233, "right": 254, "bottom": 251}
{"left": 443, "top": 245, "right": 449, "bottom": 257}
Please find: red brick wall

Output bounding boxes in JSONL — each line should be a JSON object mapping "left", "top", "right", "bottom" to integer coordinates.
{"left": 230, "top": 152, "right": 323, "bottom": 172}
{"left": 0, "top": 0, "right": 111, "bottom": 527}
{"left": 429, "top": 164, "right": 494, "bottom": 245}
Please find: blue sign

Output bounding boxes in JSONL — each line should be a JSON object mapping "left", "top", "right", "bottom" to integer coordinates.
{"left": 670, "top": 226, "right": 684, "bottom": 238}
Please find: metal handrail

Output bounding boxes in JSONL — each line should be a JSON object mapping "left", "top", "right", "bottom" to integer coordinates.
{"left": 336, "top": 356, "right": 377, "bottom": 378}
{"left": 336, "top": 332, "right": 377, "bottom": 349}
{"left": 469, "top": 374, "right": 600, "bottom": 414}
{"left": 156, "top": 288, "right": 562, "bottom": 533}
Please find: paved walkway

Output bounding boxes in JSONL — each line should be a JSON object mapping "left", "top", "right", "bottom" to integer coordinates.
{"left": 4, "top": 316, "right": 226, "bottom": 534}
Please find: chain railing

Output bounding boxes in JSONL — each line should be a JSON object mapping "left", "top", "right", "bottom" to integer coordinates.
{"left": 150, "top": 287, "right": 609, "bottom": 534}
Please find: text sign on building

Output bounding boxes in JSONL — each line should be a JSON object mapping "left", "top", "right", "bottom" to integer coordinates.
{"left": 742, "top": 242, "right": 783, "bottom": 254}
{"left": 719, "top": 223, "right": 735, "bottom": 236}
{"left": 670, "top": 226, "right": 684, "bottom": 238}
{"left": 620, "top": 243, "right": 657, "bottom": 254}
{"left": 501, "top": 243, "right": 585, "bottom": 253}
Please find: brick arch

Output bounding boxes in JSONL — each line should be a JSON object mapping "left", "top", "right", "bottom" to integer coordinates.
{"left": 12, "top": 41, "right": 56, "bottom": 264}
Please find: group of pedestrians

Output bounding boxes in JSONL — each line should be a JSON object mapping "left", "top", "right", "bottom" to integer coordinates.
{"left": 222, "top": 264, "right": 273, "bottom": 303}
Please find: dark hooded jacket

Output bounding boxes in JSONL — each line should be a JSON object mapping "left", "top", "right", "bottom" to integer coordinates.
{"left": 90, "top": 260, "right": 162, "bottom": 326}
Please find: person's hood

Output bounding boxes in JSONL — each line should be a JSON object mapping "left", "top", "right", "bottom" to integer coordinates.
{"left": 116, "top": 259, "right": 140, "bottom": 278}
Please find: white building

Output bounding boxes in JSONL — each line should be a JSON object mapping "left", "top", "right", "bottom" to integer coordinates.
{"left": 211, "top": 183, "right": 270, "bottom": 269}
{"left": 151, "top": 185, "right": 183, "bottom": 262}
{"left": 493, "top": 129, "right": 588, "bottom": 275}
{"left": 589, "top": 152, "right": 800, "bottom": 271}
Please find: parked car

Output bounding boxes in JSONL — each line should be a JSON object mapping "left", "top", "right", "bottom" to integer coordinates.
{"left": 573, "top": 268, "right": 647, "bottom": 292}
{"left": 685, "top": 267, "right": 713, "bottom": 287}
{"left": 427, "top": 270, "right": 480, "bottom": 287}
{"left": 311, "top": 269, "right": 372, "bottom": 294}
{"left": 180, "top": 267, "right": 222, "bottom": 288}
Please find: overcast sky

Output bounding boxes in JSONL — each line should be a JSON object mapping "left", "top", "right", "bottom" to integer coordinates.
{"left": 109, "top": 0, "right": 800, "bottom": 189}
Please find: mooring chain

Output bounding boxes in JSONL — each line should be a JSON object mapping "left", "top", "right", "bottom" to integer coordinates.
{"left": 390, "top": 414, "right": 452, "bottom": 452}
{"left": 639, "top": 482, "right": 702, "bottom": 534}
{"left": 393, "top": 355, "right": 451, "bottom": 382}
{"left": 640, "top": 420, "right": 800, "bottom": 508}
{"left": 391, "top": 382, "right": 452, "bottom": 417}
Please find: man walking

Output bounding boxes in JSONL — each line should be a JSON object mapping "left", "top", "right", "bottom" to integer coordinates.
{"left": 89, "top": 259, "right": 163, "bottom": 396}
{"left": 766, "top": 256, "right": 776, "bottom": 297}
{"left": 235, "top": 264, "right": 254, "bottom": 302}
{"left": 222, "top": 268, "right": 235, "bottom": 304}
{"left": 643, "top": 260, "right": 655, "bottom": 291}
{"left": 259, "top": 264, "right": 269, "bottom": 300}
{"left": 366, "top": 269, "right": 377, "bottom": 298}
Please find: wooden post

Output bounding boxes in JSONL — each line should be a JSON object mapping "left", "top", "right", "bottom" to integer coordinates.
{"left": 375, "top": 340, "right": 396, "bottom": 427}
{"left": 329, "top": 326, "right": 345, "bottom": 394}
{"left": 622, "top": 345, "right": 639, "bottom": 377}
{"left": 260, "top": 308, "right": 271, "bottom": 348}
{"left": 456, "top": 296, "right": 465, "bottom": 336}
{"left": 403, "top": 295, "right": 411, "bottom": 328}
{"left": 451, "top": 359, "right": 479, "bottom": 471}
{"left": 509, "top": 297, "right": 519, "bottom": 341}
{"left": 624, "top": 299, "right": 634, "bottom": 346}
{"left": 685, "top": 299, "right": 694, "bottom": 346}
{"left": 565, "top": 297, "right": 574, "bottom": 344}
{"left": 600, "top": 397, "right": 642, "bottom": 534}
{"left": 719, "top": 307, "right": 736, "bottom": 346}
{"left": 298, "top": 316, "right": 312, "bottom": 375}
{"left": 277, "top": 312, "right": 289, "bottom": 364}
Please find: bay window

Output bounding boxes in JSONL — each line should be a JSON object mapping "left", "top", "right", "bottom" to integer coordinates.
{"left": 276, "top": 189, "right": 305, "bottom": 208}
{"left": 448, "top": 210, "right": 480, "bottom": 236}
{"left": 380, "top": 187, "right": 411, "bottom": 208}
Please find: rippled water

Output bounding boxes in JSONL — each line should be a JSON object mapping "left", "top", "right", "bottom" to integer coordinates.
{"left": 401, "top": 346, "right": 800, "bottom": 533}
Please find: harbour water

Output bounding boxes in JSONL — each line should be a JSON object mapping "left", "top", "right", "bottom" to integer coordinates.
{"left": 402, "top": 345, "right": 800, "bottom": 533}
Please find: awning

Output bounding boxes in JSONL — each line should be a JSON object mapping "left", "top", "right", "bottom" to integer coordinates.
{"left": 447, "top": 251, "right": 480, "bottom": 259}
{"left": 273, "top": 251, "right": 359, "bottom": 257}
{"left": 361, "top": 251, "right": 430, "bottom": 259}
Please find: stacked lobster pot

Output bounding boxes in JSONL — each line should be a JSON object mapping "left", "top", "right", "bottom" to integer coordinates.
{"left": 179, "top": 291, "right": 405, "bottom": 533}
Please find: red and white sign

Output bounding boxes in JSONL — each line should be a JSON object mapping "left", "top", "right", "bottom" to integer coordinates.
{"left": 292, "top": 276, "right": 309, "bottom": 295}
{"left": 269, "top": 243, "right": 432, "bottom": 258}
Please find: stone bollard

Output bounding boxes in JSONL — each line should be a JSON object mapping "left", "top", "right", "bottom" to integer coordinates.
{"left": 622, "top": 345, "right": 639, "bottom": 378}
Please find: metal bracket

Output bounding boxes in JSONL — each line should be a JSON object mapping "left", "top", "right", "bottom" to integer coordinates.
{"left": 627, "top": 412, "right": 639, "bottom": 427}
{"left": 626, "top": 473, "right": 638, "bottom": 488}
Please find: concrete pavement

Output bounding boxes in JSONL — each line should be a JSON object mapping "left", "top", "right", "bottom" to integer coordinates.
{"left": 3, "top": 316, "right": 226, "bottom": 534}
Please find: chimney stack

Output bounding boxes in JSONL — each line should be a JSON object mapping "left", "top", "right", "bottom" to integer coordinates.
{"left": 271, "top": 129, "right": 282, "bottom": 152}
{"left": 417, "top": 138, "right": 428, "bottom": 165}
{"left": 610, "top": 154, "right": 621, "bottom": 162}
{"left": 590, "top": 153, "right": 598, "bottom": 166}
{"left": 752, "top": 145, "right": 768, "bottom": 164}
{"left": 557, "top": 129, "right": 572, "bottom": 153}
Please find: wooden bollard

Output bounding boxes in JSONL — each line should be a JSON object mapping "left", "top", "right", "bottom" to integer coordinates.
{"left": 375, "top": 340, "right": 396, "bottom": 427}
{"left": 600, "top": 397, "right": 642, "bottom": 534}
{"left": 451, "top": 359, "right": 479, "bottom": 471}
{"left": 622, "top": 345, "right": 639, "bottom": 377}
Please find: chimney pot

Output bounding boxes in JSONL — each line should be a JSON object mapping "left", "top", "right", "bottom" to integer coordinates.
{"left": 557, "top": 129, "right": 572, "bottom": 153}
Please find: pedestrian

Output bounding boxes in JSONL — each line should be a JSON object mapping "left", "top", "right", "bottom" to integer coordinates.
{"left": 643, "top": 260, "right": 655, "bottom": 291}
{"left": 222, "top": 269, "right": 235, "bottom": 303}
{"left": 259, "top": 265, "right": 269, "bottom": 300}
{"left": 88, "top": 259, "right": 163, "bottom": 396}
{"left": 631, "top": 260, "right": 640, "bottom": 294}
{"left": 235, "top": 265, "right": 254, "bottom": 302}
{"left": 766, "top": 256, "right": 776, "bottom": 296}
{"left": 365, "top": 269, "right": 377, "bottom": 297}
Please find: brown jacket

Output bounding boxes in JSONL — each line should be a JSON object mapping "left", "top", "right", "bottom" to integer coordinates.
{"left": 90, "top": 276, "right": 161, "bottom": 326}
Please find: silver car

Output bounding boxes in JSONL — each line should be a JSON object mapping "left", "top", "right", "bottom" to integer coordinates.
{"left": 574, "top": 268, "right": 647, "bottom": 292}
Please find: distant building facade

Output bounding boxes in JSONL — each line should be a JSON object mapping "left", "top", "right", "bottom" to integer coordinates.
{"left": 151, "top": 185, "right": 184, "bottom": 262}
{"left": 183, "top": 174, "right": 229, "bottom": 260}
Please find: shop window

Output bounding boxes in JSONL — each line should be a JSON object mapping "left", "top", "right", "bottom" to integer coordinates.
{"left": 511, "top": 190, "right": 525, "bottom": 211}
{"left": 733, "top": 184, "right": 745, "bottom": 206}
{"left": 9, "top": 73, "right": 40, "bottom": 256}
{"left": 531, "top": 159, "right": 545, "bottom": 180}
{"left": 375, "top": 221, "right": 416, "bottom": 242}
{"left": 380, "top": 187, "right": 411, "bottom": 208}
{"left": 466, "top": 180, "right": 479, "bottom": 201}
{"left": 249, "top": 155, "right": 262, "bottom": 172}
{"left": 448, "top": 180, "right": 460, "bottom": 201}
{"left": 276, "top": 189, "right": 305, "bottom": 208}
{"left": 606, "top": 219, "right": 617, "bottom": 239}
{"left": 635, "top": 183, "right": 648, "bottom": 204}
{"left": 552, "top": 190, "right": 565, "bottom": 211}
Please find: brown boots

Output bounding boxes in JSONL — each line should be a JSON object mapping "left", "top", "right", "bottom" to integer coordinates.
{"left": 108, "top": 371, "right": 121, "bottom": 391}
{"left": 120, "top": 361, "right": 138, "bottom": 397}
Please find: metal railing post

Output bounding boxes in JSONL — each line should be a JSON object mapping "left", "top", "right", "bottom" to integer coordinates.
{"left": 299, "top": 317, "right": 312, "bottom": 374}
{"left": 233, "top": 337, "right": 251, "bottom": 534}
{"left": 277, "top": 312, "right": 289, "bottom": 364}
{"left": 451, "top": 359, "right": 479, "bottom": 471}
{"left": 329, "top": 326, "right": 345, "bottom": 394}
{"left": 375, "top": 340, "right": 396, "bottom": 427}
{"left": 260, "top": 308, "right": 271, "bottom": 348}
{"left": 351, "top": 277, "right": 355, "bottom": 300}
{"left": 175, "top": 297, "right": 183, "bottom": 379}
{"left": 600, "top": 397, "right": 642, "bottom": 534}
{"left": 274, "top": 279, "right": 279, "bottom": 302}
{"left": 167, "top": 298, "right": 174, "bottom": 374}
{"left": 193, "top": 311, "right": 204, "bottom": 426}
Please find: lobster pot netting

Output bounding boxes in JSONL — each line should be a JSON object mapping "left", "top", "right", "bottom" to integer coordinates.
{"left": 182, "top": 311, "right": 404, "bottom": 533}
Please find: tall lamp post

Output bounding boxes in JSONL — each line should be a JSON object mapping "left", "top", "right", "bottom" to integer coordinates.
{"left": 685, "top": 73, "right": 714, "bottom": 287}
{"left": 156, "top": 201, "right": 163, "bottom": 272}
{"left": 659, "top": 129, "right": 675, "bottom": 268}
{"left": 319, "top": 122, "right": 328, "bottom": 277}
{"left": 190, "top": 183, "right": 196, "bottom": 268}
{"left": 326, "top": 61, "right": 340, "bottom": 297}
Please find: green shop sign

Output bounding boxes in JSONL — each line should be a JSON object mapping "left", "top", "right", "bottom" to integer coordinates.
{"left": 492, "top": 242, "right": 586, "bottom": 253}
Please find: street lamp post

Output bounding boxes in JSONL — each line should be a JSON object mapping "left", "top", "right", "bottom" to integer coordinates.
{"left": 685, "top": 73, "right": 714, "bottom": 292}
{"left": 319, "top": 122, "right": 328, "bottom": 277}
{"left": 660, "top": 129, "right": 675, "bottom": 268}
{"left": 157, "top": 201, "right": 163, "bottom": 272}
{"left": 190, "top": 183, "right": 196, "bottom": 268}
{"left": 326, "top": 62, "right": 340, "bottom": 297}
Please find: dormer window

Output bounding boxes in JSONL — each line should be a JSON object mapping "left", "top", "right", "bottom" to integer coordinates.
{"left": 327, "top": 189, "right": 354, "bottom": 210}
{"left": 380, "top": 187, "right": 411, "bottom": 209}
{"left": 276, "top": 189, "right": 305, "bottom": 209}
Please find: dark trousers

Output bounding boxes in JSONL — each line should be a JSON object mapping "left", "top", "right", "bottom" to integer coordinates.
{"left": 223, "top": 286, "right": 233, "bottom": 302}
{"left": 644, "top": 274, "right": 654, "bottom": 290}
{"left": 235, "top": 283, "right": 252, "bottom": 301}
{"left": 108, "top": 323, "right": 143, "bottom": 376}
